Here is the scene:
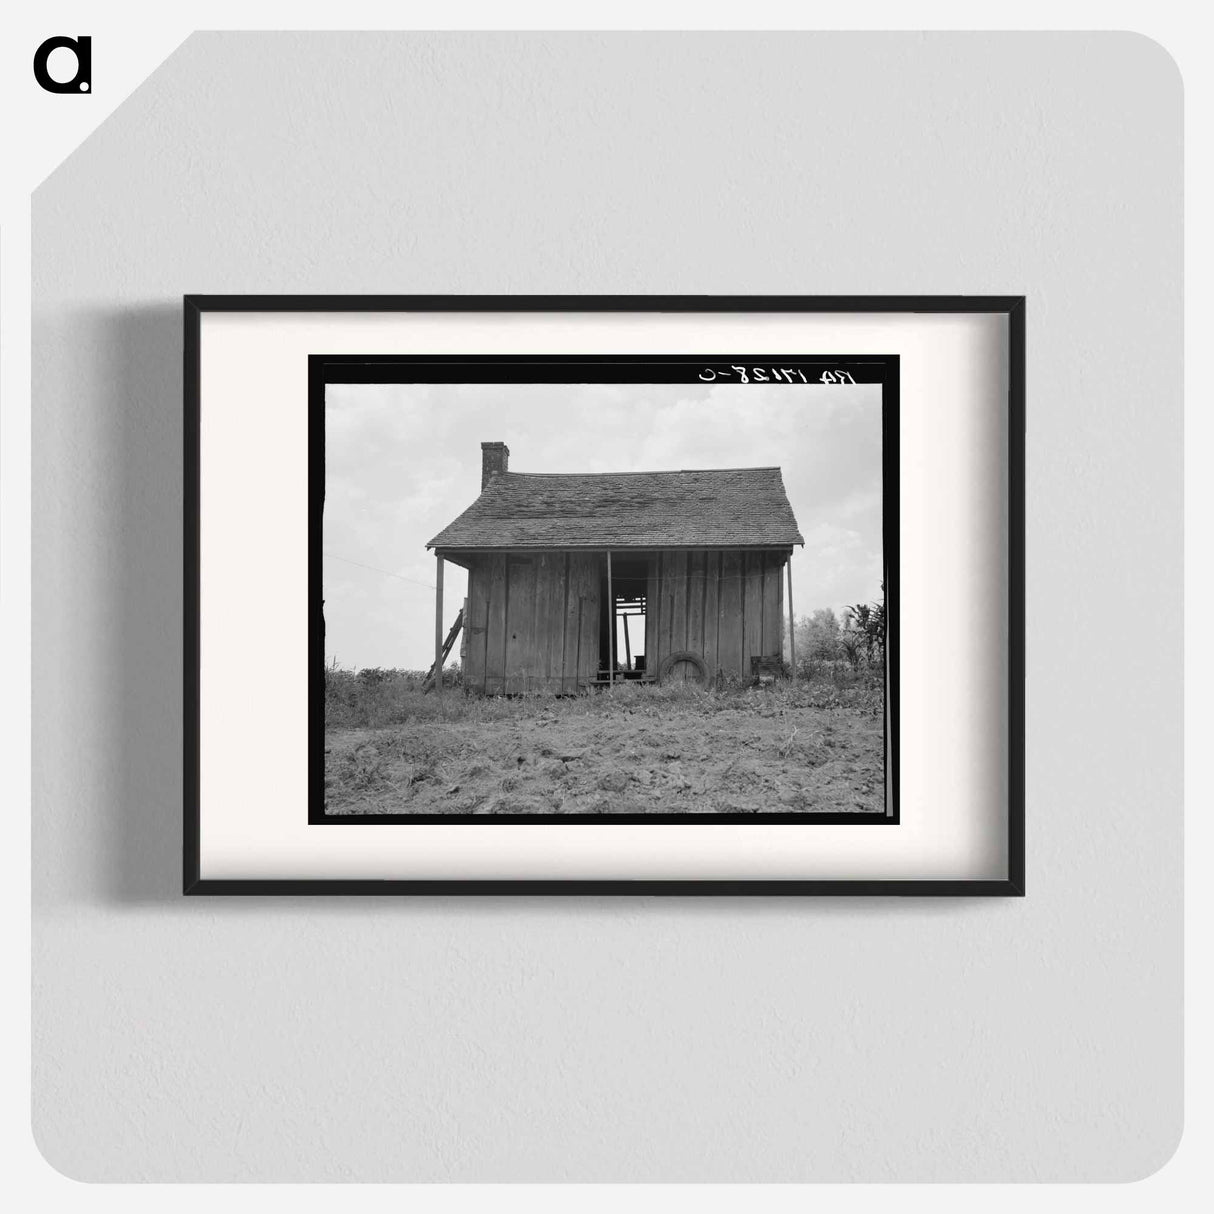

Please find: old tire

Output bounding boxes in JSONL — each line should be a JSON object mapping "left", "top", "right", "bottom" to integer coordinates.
{"left": 658, "top": 650, "right": 710, "bottom": 686}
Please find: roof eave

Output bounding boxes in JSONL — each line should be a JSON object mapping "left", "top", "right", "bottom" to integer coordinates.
{"left": 431, "top": 541, "right": 801, "bottom": 554}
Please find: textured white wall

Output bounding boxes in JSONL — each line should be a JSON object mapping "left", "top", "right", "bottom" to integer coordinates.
{"left": 31, "top": 32, "right": 1181, "bottom": 1181}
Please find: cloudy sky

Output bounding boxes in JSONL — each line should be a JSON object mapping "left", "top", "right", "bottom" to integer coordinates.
{"left": 324, "top": 380, "right": 883, "bottom": 671}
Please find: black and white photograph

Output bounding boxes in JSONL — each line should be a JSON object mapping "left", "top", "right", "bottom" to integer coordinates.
{"left": 316, "top": 356, "right": 896, "bottom": 823}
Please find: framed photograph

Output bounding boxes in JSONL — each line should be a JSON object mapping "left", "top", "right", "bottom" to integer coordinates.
{"left": 185, "top": 296, "right": 1024, "bottom": 894}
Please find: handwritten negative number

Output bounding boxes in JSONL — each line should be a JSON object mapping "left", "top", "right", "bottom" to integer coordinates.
{"left": 697, "top": 366, "right": 860, "bottom": 384}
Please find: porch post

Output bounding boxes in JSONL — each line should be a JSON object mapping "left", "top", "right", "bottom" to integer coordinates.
{"left": 435, "top": 554, "right": 445, "bottom": 701}
{"left": 787, "top": 554, "right": 796, "bottom": 685}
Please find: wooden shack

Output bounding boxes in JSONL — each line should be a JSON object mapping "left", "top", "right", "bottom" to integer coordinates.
{"left": 426, "top": 442, "right": 804, "bottom": 694}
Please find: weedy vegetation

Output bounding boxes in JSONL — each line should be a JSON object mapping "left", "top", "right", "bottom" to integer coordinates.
{"left": 324, "top": 645, "right": 886, "bottom": 817}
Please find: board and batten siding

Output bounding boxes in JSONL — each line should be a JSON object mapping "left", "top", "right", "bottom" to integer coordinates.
{"left": 463, "top": 552, "right": 600, "bottom": 693}
{"left": 460, "top": 547, "right": 788, "bottom": 692}
{"left": 646, "top": 549, "right": 788, "bottom": 680}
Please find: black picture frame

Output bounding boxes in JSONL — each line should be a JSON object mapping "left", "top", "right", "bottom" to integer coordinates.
{"left": 184, "top": 295, "right": 1025, "bottom": 896}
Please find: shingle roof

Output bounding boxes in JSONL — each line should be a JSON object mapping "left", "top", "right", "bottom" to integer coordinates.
{"left": 427, "top": 467, "right": 804, "bottom": 551}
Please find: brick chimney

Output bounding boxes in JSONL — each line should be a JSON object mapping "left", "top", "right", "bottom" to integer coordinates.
{"left": 481, "top": 441, "right": 509, "bottom": 490}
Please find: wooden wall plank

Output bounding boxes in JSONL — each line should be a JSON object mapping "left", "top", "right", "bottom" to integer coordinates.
{"left": 533, "top": 553, "right": 554, "bottom": 683}
{"left": 703, "top": 551, "right": 720, "bottom": 675}
{"left": 718, "top": 551, "right": 744, "bottom": 676}
{"left": 504, "top": 555, "right": 536, "bottom": 693}
{"left": 550, "top": 554, "right": 569, "bottom": 682}
{"left": 744, "top": 552, "right": 764, "bottom": 671}
{"left": 686, "top": 550, "right": 706, "bottom": 664}
{"left": 462, "top": 563, "right": 478, "bottom": 689}
{"left": 572, "top": 553, "right": 600, "bottom": 686}
{"left": 550, "top": 552, "right": 570, "bottom": 690}
{"left": 558, "top": 553, "right": 576, "bottom": 692}
{"left": 667, "top": 550, "right": 687, "bottom": 654}
{"left": 484, "top": 553, "right": 507, "bottom": 694}
{"left": 463, "top": 563, "right": 484, "bottom": 692}
{"left": 664, "top": 553, "right": 679, "bottom": 677}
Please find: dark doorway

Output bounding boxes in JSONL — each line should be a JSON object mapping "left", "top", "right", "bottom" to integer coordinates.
{"left": 598, "top": 555, "right": 650, "bottom": 681}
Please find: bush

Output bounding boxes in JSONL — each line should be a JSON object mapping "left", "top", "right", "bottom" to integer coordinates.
{"left": 795, "top": 607, "right": 843, "bottom": 662}
{"left": 324, "top": 662, "right": 464, "bottom": 728}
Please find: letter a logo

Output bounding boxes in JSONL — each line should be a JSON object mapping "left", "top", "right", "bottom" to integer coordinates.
{"left": 33, "top": 36, "right": 92, "bottom": 94}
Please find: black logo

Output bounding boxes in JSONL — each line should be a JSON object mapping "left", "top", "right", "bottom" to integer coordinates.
{"left": 33, "top": 36, "right": 91, "bottom": 94}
